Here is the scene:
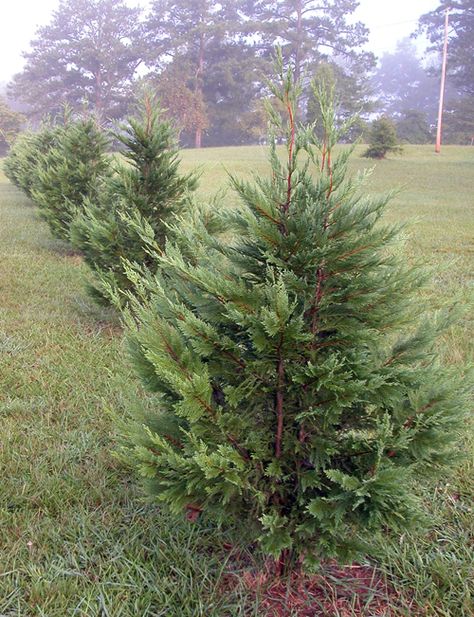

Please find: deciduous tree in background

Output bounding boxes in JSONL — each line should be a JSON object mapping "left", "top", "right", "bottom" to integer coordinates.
{"left": 144, "top": 0, "right": 249, "bottom": 147}
{"left": 372, "top": 39, "right": 441, "bottom": 123}
{"left": 396, "top": 110, "right": 433, "bottom": 144}
{"left": 149, "top": 68, "right": 209, "bottom": 140}
{"left": 443, "top": 96, "right": 474, "bottom": 143}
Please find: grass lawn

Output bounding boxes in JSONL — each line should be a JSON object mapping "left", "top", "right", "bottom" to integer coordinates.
{"left": 0, "top": 145, "right": 473, "bottom": 616}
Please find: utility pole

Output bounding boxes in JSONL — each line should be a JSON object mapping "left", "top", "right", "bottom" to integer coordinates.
{"left": 435, "top": 7, "right": 450, "bottom": 154}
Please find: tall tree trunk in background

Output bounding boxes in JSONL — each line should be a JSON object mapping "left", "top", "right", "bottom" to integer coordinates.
{"left": 294, "top": 0, "right": 303, "bottom": 82}
{"left": 95, "top": 69, "right": 104, "bottom": 122}
{"left": 195, "top": 31, "right": 205, "bottom": 148}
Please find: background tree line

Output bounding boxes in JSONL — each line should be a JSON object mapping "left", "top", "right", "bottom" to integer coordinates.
{"left": 2, "top": 0, "right": 474, "bottom": 147}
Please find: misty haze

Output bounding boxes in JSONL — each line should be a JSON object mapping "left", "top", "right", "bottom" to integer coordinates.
{"left": 0, "top": 1, "right": 472, "bottom": 616}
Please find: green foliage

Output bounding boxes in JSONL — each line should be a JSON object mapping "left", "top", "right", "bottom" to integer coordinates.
{"left": 3, "top": 123, "right": 63, "bottom": 198}
{"left": 419, "top": 0, "right": 474, "bottom": 97}
{"left": 443, "top": 96, "right": 474, "bottom": 144}
{"left": 9, "top": 0, "right": 376, "bottom": 147}
{"left": 31, "top": 118, "right": 110, "bottom": 241}
{"left": 1, "top": 140, "right": 473, "bottom": 615}
{"left": 396, "top": 109, "right": 433, "bottom": 144}
{"left": 9, "top": 0, "right": 142, "bottom": 120}
{"left": 70, "top": 97, "right": 197, "bottom": 303}
{"left": 119, "top": 64, "right": 470, "bottom": 568}
{"left": 364, "top": 116, "right": 402, "bottom": 159}
{"left": 306, "top": 62, "right": 373, "bottom": 143}
{"left": 0, "top": 97, "right": 23, "bottom": 154}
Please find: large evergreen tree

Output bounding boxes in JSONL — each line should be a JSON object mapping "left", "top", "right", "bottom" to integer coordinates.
{"left": 9, "top": 0, "right": 143, "bottom": 121}
{"left": 119, "top": 61, "right": 469, "bottom": 570}
{"left": 146, "top": 0, "right": 243, "bottom": 147}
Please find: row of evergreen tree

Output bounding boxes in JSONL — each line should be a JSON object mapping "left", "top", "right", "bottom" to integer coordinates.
{"left": 7, "top": 0, "right": 473, "bottom": 147}
{"left": 4, "top": 66, "right": 469, "bottom": 573}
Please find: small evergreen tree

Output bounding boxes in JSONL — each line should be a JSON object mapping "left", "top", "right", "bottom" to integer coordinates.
{"left": 363, "top": 116, "right": 402, "bottom": 159}
{"left": 119, "top": 61, "right": 469, "bottom": 571}
{"left": 32, "top": 117, "right": 110, "bottom": 241}
{"left": 70, "top": 95, "right": 197, "bottom": 304}
{"left": 3, "top": 125, "right": 63, "bottom": 199}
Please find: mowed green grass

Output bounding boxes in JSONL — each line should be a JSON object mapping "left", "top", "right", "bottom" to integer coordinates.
{"left": 0, "top": 145, "right": 473, "bottom": 616}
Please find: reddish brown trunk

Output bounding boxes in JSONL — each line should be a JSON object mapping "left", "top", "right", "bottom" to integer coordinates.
{"left": 275, "top": 354, "right": 285, "bottom": 459}
{"left": 274, "top": 548, "right": 294, "bottom": 577}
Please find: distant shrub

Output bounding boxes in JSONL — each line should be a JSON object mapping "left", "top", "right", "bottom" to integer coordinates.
{"left": 364, "top": 116, "right": 402, "bottom": 159}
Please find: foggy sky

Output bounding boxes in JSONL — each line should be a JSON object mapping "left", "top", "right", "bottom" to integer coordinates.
{"left": 0, "top": 0, "right": 440, "bottom": 84}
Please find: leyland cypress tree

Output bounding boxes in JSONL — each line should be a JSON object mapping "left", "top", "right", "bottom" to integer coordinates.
{"left": 3, "top": 124, "right": 63, "bottom": 199}
{"left": 32, "top": 117, "right": 110, "bottom": 241}
{"left": 70, "top": 96, "right": 197, "bottom": 304}
{"left": 119, "top": 60, "right": 469, "bottom": 571}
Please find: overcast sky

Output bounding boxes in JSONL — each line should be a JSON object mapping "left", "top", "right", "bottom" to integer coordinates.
{"left": 0, "top": 0, "right": 440, "bottom": 84}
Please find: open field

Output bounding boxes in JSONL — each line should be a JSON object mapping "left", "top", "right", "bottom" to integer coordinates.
{"left": 0, "top": 145, "right": 473, "bottom": 616}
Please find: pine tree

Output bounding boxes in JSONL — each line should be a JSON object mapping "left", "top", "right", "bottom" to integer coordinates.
{"left": 32, "top": 117, "right": 110, "bottom": 241}
{"left": 119, "top": 59, "right": 469, "bottom": 571}
{"left": 9, "top": 0, "right": 143, "bottom": 121}
{"left": 249, "top": 0, "right": 373, "bottom": 82}
{"left": 70, "top": 95, "right": 197, "bottom": 304}
{"left": 363, "top": 116, "right": 402, "bottom": 159}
